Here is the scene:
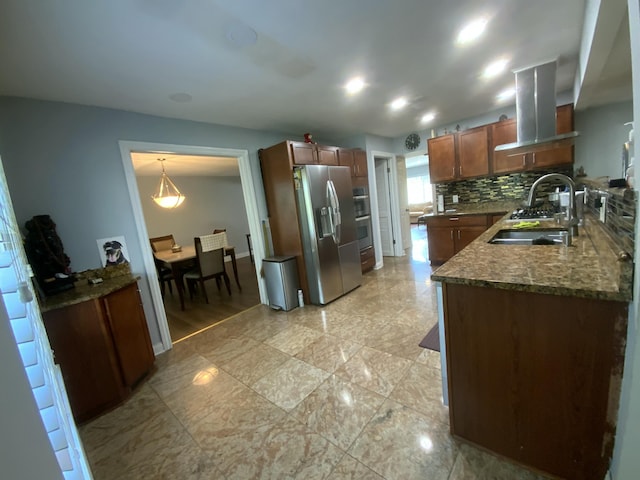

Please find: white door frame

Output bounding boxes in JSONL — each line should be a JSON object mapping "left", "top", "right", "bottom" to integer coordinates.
{"left": 370, "top": 150, "right": 405, "bottom": 260}
{"left": 119, "top": 140, "right": 268, "bottom": 353}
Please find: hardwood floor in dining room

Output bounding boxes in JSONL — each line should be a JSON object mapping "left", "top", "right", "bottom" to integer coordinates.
{"left": 162, "top": 255, "right": 260, "bottom": 343}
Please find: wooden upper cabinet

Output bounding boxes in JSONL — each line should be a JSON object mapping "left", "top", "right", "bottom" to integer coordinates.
{"left": 428, "top": 134, "right": 457, "bottom": 182}
{"left": 458, "top": 126, "right": 489, "bottom": 178}
{"left": 338, "top": 148, "right": 367, "bottom": 177}
{"left": 290, "top": 141, "right": 316, "bottom": 164}
{"left": 353, "top": 149, "right": 368, "bottom": 177}
{"left": 337, "top": 148, "right": 355, "bottom": 173}
{"left": 290, "top": 142, "right": 338, "bottom": 165}
{"left": 556, "top": 103, "right": 574, "bottom": 133}
{"left": 428, "top": 127, "right": 489, "bottom": 182}
{"left": 317, "top": 145, "right": 339, "bottom": 165}
{"left": 491, "top": 104, "right": 574, "bottom": 175}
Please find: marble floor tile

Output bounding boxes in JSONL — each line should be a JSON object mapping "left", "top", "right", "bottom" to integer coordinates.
{"left": 160, "top": 365, "right": 253, "bottom": 427}
{"left": 290, "top": 374, "right": 385, "bottom": 450}
{"left": 265, "top": 322, "right": 325, "bottom": 355}
{"left": 416, "top": 347, "right": 442, "bottom": 369}
{"left": 84, "top": 408, "right": 209, "bottom": 480}
{"left": 334, "top": 346, "right": 413, "bottom": 396}
{"left": 349, "top": 399, "right": 459, "bottom": 480}
{"left": 251, "top": 357, "right": 331, "bottom": 411}
{"left": 198, "top": 333, "right": 261, "bottom": 365}
{"left": 327, "top": 454, "right": 385, "bottom": 480}
{"left": 79, "top": 384, "right": 167, "bottom": 455}
{"left": 389, "top": 362, "right": 449, "bottom": 426}
{"left": 147, "top": 354, "right": 218, "bottom": 399}
{"left": 294, "top": 334, "right": 362, "bottom": 373}
{"left": 215, "top": 415, "right": 344, "bottom": 480}
{"left": 218, "top": 341, "right": 290, "bottom": 386}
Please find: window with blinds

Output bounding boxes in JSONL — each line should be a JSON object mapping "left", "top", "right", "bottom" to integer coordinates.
{"left": 0, "top": 156, "right": 92, "bottom": 479}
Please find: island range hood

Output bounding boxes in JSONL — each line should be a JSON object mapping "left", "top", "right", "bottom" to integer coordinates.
{"left": 495, "top": 61, "right": 578, "bottom": 152}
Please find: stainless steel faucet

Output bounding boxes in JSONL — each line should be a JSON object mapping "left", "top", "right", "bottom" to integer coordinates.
{"left": 526, "top": 173, "right": 579, "bottom": 239}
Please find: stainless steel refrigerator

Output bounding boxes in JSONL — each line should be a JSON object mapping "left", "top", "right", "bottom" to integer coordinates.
{"left": 293, "top": 165, "right": 362, "bottom": 305}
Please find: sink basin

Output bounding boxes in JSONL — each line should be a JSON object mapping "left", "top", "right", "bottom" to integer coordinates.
{"left": 489, "top": 228, "right": 569, "bottom": 245}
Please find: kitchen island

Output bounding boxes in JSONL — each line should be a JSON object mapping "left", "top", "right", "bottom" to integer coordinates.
{"left": 431, "top": 211, "right": 632, "bottom": 480}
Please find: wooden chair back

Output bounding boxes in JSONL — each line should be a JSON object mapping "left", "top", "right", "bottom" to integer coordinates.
{"left": 150, "top": 234, "right": 175, "bottom": 252}
{"left": 194, "top": 237, "right": 225, "bottom": 278}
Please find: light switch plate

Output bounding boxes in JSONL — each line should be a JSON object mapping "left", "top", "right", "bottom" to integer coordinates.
{"left": 452, "top": 195, "right": 459, "bottom": 203}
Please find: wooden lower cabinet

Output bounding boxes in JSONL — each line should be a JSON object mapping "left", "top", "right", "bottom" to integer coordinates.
{"left": 443, "top": 283, "right": 627, "bottom": 480}
{"left": 360, "top": 246, "right": 375, "bottom": 272}
{"left": 425, "top": 215, "right": 488, "bottom": 264}
{"left": 42, "top": 282, "right": 155, "bottom": 423}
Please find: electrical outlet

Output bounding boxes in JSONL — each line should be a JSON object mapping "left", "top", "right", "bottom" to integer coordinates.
{"left": 452, "top": 195, "right": 459, "bottom": 203}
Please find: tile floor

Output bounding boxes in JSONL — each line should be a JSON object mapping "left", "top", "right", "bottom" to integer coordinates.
{"left": 79, "top": 229, "right": 552, "bottom": 479}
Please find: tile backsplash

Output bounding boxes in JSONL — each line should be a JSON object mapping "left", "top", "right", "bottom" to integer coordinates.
{"left": 435, "top": 166, "right": 573, "bottom": 205}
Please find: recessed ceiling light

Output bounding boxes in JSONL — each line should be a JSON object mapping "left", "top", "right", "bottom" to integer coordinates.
{"left": 225, "top": 21, "right": 258, "bottom": 48}
{"left": 421, "top": 112, "right": 436, "bottom": 124}
{"left": 456, "top": 17, "right": 488, "bottom": 45}
{"left": 483, "top": 58, "right": 509, "bottom": 78}
{"left": 390, "top": 97, "right": 408, "bottom": 110}
{"left": 345, "top": 77, "right": 366, "bottom": 95}
{"left": 496, "top": 87, "right": 516, "bottom": 102}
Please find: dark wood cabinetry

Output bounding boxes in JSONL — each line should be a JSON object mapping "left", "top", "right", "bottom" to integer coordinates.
{"left": 42, "top": 282, "right": 155, "bottom": 423}
{"left": 425, "top": 215, "right": 488, "bottom": 264}
{"left": 443, "top": 282, "right": 627, "bottom": 480}
{"left": 491, "top": 104, "right": 574, "bottom": 174}
{"left": 291, "top": 141, "right": 338, "bottom": 165}
{"left": 428, "top": 126, "right": 489, "bottom": 183}
{"left": 338, "top": 148, "right": 368, "bottom": 177}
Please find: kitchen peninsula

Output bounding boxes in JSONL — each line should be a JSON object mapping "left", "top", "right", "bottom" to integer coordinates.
{"left": 431, "top": 205, "right": 632, "bottom": 480}
{"left": 39, "top": 264, "right": 155, "bottom": 423}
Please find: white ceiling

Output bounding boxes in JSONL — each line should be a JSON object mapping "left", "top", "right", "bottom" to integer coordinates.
{"left": 0, "top": 0, "right": 632, "bottom": 159}
{"left": 131, "top": 152, "right": 239, "bottom": 177}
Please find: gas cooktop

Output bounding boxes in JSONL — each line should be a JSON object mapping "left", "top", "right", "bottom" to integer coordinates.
{"left": 509, "top": 206, "right": 559, "bottom": 220}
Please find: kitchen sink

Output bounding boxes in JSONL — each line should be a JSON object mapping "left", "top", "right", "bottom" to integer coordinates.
{"left": 489, "top": 228, "right": 569, "bottom": 245}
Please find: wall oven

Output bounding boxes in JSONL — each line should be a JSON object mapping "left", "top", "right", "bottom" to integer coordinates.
{"left": 353, "top": 188, "right": 370, "bottom": 218}
{"left": 355, "top": 215, "right": 372, "bottom": 249}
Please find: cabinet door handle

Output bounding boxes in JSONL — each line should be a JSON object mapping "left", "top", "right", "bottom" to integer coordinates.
{"left": 449, "top": 217, "right": 459, "bottom": 221}
{"left": 532, "top": 152, "right": 536, "bottom": 164}
{"left": 452, "top": 167, "right": 455, "bottom": 178}
{"left": 522, "top": 155, "right": 526, "bottom": 166}
{"left": 458, "top": 230, "right": 461, "bottom": 240}
{"left": 450, "top": 230, "right": 454, "bottom": 240}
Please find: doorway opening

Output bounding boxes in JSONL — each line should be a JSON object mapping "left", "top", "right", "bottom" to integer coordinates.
{"left": 119, "top": 141, "right": 268, "bottom": 353}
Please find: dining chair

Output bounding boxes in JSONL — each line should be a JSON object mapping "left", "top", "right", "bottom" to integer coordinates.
{"left": 154, "top": 257, "right": 174, "bottom": 298}
{"left": 149, "top": 234, "right": 175, "bottom": 252}
{"left": 150, "top": 234, "right": 185, "bottom": 297}
{"left": 184, "top": 238, "right": 231, "bottom": 304}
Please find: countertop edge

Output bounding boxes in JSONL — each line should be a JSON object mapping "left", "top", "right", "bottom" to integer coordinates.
{"left": 39, "top": 275, "right": 141, "bottom": 313}
{"left": 430, "top": 213, "right": 633, "bottom": 303}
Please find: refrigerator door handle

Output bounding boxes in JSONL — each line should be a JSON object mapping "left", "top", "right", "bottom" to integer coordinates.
{"left": 327, "top": 180, "right": 341, "bottom": 243}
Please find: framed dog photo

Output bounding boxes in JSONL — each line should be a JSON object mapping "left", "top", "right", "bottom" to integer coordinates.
{"left": 97, "top": 235, "right": 130, "bottom": 267}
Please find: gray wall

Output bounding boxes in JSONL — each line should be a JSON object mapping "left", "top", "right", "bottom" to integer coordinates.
{"left": 0, "top": 96, "right": 296, "bottom": 346}
{"left": 137, "top": 175, "right": 250, "bottom": 254}
{"left": 574, "top": 101, "right": 634, "bottom": 179}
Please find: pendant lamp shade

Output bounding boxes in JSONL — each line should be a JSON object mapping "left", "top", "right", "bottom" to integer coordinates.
{"left": 152, "top": 159, "right": 185, "bottom": 208}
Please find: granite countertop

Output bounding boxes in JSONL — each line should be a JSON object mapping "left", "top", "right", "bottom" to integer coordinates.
{"left": 39, "top": 264, "right": 140, "bottom": 313}
{"left": 431, "top": 212, "right": 633, "bottom": 302}
{"left": 427, "top": 200, "right": 519, "bottom": 217}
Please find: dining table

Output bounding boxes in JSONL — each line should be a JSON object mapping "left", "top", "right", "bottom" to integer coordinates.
{"left": 154, "top": 245, "right": 241, "bottom": 310}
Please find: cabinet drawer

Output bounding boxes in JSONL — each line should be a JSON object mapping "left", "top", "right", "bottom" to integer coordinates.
{"left": 360, "top": 246, "right": 375, "bottom": 272}
{"left": 426, "top": 214, "right": 488, "bottom": 228}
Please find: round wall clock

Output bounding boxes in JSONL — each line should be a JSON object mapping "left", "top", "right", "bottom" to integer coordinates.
{"left": 405, "top": 133, "right": 421, "bottom": 151}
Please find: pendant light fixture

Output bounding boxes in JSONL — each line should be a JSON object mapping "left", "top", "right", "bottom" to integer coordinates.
{"left": 152, "top": 158, "right": 185, "bottom": 208}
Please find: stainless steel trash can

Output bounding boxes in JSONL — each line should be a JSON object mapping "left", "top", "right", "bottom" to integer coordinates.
{"left": 263, "top": 256, "right": 300, "bottom": 311}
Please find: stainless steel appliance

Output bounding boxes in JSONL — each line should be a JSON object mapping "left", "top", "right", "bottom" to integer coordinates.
{"left": 355, "top": 215, "right": 373, "bottom": 249}
{"left": 263, "top": 255, "right": 299, "bottom": 311}
{"left": 294, "top": 165, "right": 362, "bottom": 305}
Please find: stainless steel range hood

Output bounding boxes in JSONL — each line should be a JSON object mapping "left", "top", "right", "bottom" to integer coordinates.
{"left": 495, "top": 61, "right": 578, "bottom": 152}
